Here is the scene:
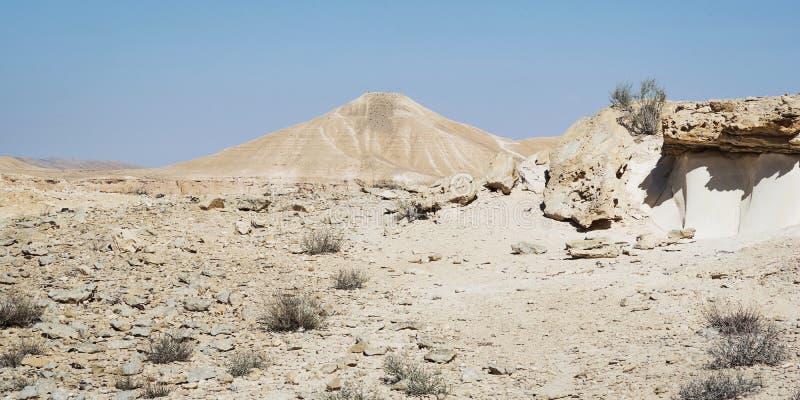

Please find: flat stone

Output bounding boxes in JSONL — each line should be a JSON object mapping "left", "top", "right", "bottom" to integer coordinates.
{"left": 363, "top": 345, "right": 387, "bottom": 356}
{"left": 48, "top": 284, "right": 96, "bottom": 303}
{"left": 183, "top": 298, "right": 211, "bottom": 312}
{"left": 38, "top": 256, "right": 57, "bottom": 266}
{"left": 111, "top": 320, "right": 131, "bottom": 332}
{"left": 424, "top": 348, "right": 456, "bottom": 364}
{"left": 212, "top": 339, "right": 234, "bottom": 352}
{"left": 186, "top": 366, "right": 217, "bottom": 382}
{"left": 120, "top": 361, "right": 142, "bottom": 376}
{"left": 511, "top": 241, "right": 548, "bottom": 255}
{"left": 461, "top": 368, "right": 483, "bottom": 383}
{"left": 106, "top": 339, "right": 137, "bottom": 349}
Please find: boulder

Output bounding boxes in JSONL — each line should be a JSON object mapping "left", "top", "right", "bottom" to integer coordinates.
{"left": 543, "top": 108, "right": 662, "bottom": 229}
{"left": 441, "top": 174, "right": 478, "bottom": 205}
{"left": 483, "top": 153, "right": 518, "bottom": 195}
{"left": 518, "top": 152, "right": 549, "bottom": 194}
{"left": 565, "top": 237, "right": 619, "bottom": 259}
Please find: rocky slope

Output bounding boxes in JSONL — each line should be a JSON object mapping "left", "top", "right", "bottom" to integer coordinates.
{"left": 17, "top": 158, "right": 140, "bottom": 171}
{"left": 0, "top": 157, "right": 42, "bottom": 171}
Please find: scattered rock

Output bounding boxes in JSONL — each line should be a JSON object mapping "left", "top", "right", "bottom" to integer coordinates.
{"left": 565, "top": 238, "right": 619, "bottom": 259}
{"left": 234, "top": 221, "right": 251, "bottom": 235}
{"left": 199, "top": 198, "right": 224, "bottom": 210}
{"left": 183, "top": 298, "right": 211, "bottom": 312}
{"left": 511, "top": 241, "right": 547, "bottom": 255}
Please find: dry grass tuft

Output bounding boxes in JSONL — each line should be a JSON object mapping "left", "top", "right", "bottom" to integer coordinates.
{"left": 0, "top": 340, "right": 44, "bottom": 367}
{"left": 321, "top": 382, "right": 383, "bottom": 400}
{"left": 259, "top": 293, "right": 325, "bottom": 332}
{"left": 334, "top": 268, "right": 368, "bottom": 290}
{"left": 302, "top": 229, "right": 342, "bottom": 255}
{"left": 383, "top": 355, "right": 448, "bottom": 398}
{"left": 146, "top": 334, "right": 193, "bottom": 364}
{"left": 141, "top": 382, "right": 171, "bottom": 398}
{"left": 0, "top": 292, "right": 44, "bottom": 328}
{"left": 227, "top": 351, "right": 267, "bottom": 377}
{"left": 676, "top": 372, "right": 760, "bottom": 400}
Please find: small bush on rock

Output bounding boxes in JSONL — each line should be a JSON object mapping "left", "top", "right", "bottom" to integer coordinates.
{"left": 146, "top": 334, "right": 193, "bottom": 364}
{"left": 789, "top": 389, "right": 800, "bottom": 400}
{"left": 610, "top": 82, "right": 633, "bottom": 109}
{"left": 677, "top": 372, "right": 760, "bottom": 400}
{"left": 610, "top": 79, "right": 666, "bottom": 135}
{"left": 383, "top": 355, "right": 448, "bottom": 398}
{"left": 0, "top": 292, "right": 44, "bottom": 328}
{"left": 334, "top": 268, "right": 368, "bottom": 290}
{"left": 303, "top": 229, "right": 342, "bottom": 255}
{"left": 227, "top": 351, "right": 267, "bottom": 377}
{"left": 0, "top": 340, "right": 44, "bottom": 367}
{"left": 259, "top": 293, "right": 325, "bottom": 332}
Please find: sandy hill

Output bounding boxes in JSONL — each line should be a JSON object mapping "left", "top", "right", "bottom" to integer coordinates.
{"left": 0, "top": 156, "right": 42, "bottom": 171}
{"left": 18, "top": 157, "right": 140, "bottom": 171}
{"left": 161, "top": 93, "right": 555, "bottom": 183}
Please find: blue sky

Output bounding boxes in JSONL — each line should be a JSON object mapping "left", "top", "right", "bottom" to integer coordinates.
{"left": 1, "top": 1, "right": 798, "bottom": 167}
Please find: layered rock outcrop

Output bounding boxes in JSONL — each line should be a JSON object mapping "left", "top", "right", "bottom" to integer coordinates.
{"left": 662, "top": 94, "right": 800, "bottom": 154}
{"left": 543, "top": 93, "right": 800, "bottom": 237}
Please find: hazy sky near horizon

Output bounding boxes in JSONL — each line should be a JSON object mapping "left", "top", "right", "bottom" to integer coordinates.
{"left": 1, "top": 1, "right": 798, "bottom": 167}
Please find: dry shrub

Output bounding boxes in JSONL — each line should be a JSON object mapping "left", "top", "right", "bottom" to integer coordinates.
{"left": 0, "top": 292, "right": 44, "bottom": 328}
{"left": 146, "top": 333, "right": 193, "bottom": 364}
{"left": 383, "top": 355, "right": 448, "bottom": 398}
{"left": 334, "top": 268, "right": 368, "bottom": 290}
{"left": 141, "top": 382, "right": 170, "bottom": 398}
{"left": 0, "top": 340, "right": 44, "bottom": 367}
{"left": 114, "top": 376, "right": 140, "bottom": 390}
{"left": 677, "top": 372, "right": 760, "bottom": 400}
{"left": 703, "top": 303, "right": 762, "bottom": 335}
{"left": 702, "top": 302, "right": 787, "bottom": 368}
{"left": 227, "top": 351, "right": 266, "bottom": 377}
{"left": 303, "top": 229, "right": 342, "bottom": 255}
{"left": 394, "top": 200, "right": 428, "bottom": 223}
{"left": 708, "top": 324, "right": 786, "bottom": 368}
{"left": 321, "top": 382, "right": 382, "bottom": 400}
{"left": 259, "top": 293, "right": 325, "bottom": 332}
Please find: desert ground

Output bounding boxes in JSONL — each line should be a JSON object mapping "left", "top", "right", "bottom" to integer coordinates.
{"left": 0, "top": 174, "right": 798, "bottom": 400}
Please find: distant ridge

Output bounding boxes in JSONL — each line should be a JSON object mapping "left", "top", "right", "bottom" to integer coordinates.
{"left": 18, "top": 157, "right": 140, "bottom": 170}
{"left": 161, "top": 92, "right": 556, "bottom": 183}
